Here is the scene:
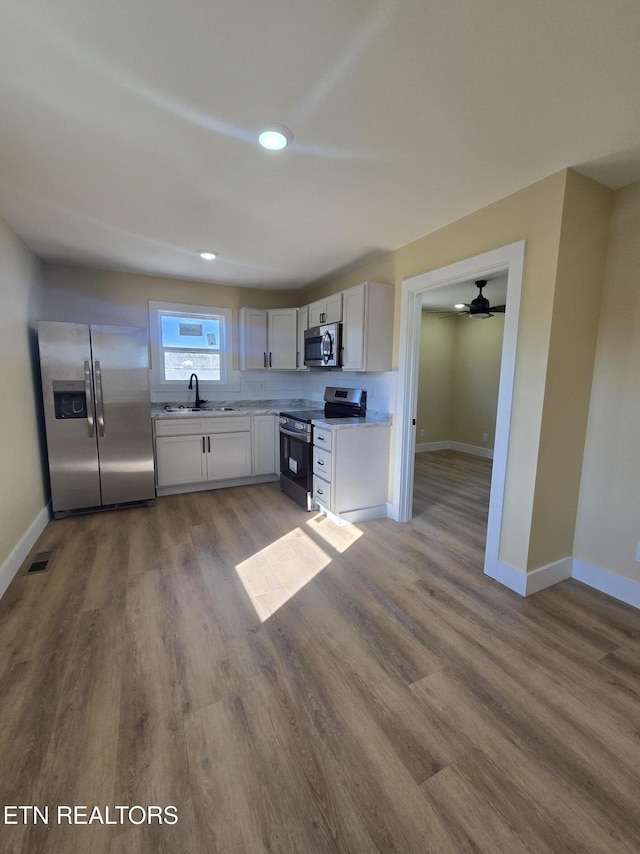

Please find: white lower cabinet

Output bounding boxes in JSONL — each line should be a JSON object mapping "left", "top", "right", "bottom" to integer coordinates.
{"left": 252, "top": 414, "right": 277, "bottom": 476}
{"left": 312, "top": 422, "right": 391, "bottom": 524}
{"left": 154, "top": 414, "right": 275, "bottom": 493}
{"left": 156, "top": 434, "right": 208, "bottom": 486}
{"left": 207, "top": 432, "right": 252, "bottom": 481}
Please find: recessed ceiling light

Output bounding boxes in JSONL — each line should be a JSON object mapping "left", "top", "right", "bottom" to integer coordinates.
{"left": 258, "top": 124, "right": 293, "bottom": 151}
{"left": 454, "top": 303, "right": 465, "bottom": 309}
{"left": 199, "top": 251, "right": 217, "bottom": 260}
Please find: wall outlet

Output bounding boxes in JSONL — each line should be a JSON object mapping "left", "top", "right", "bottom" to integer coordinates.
{"left": 482, "top": 433, "right": 488, "bottom": 443}
{"left": 419, "top": 428, "right": 425, "bottom": 438}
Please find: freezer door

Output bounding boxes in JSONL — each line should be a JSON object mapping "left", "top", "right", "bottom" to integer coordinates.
{"left": 38, "top": 321, "right": 102, "bottom": 512}
{"left": 90, "top": 325, "right": 155, "bottom": 505}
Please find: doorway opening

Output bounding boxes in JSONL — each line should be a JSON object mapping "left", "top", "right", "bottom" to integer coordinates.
{"left": 391, "top": 241, "right": 526, "bottom": 581}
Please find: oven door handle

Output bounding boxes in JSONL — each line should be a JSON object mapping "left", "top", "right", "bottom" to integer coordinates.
{"left": 279, "top": 425, "right": 312, "bottom": 443}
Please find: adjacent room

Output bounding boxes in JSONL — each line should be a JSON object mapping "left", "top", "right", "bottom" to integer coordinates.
{"left": 1, "top": 1, "right": 640, "bottom": 851}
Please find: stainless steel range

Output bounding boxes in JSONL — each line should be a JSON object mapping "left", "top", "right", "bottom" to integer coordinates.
{"left": 279, "top": 387, "right": 367, "bottom": 509}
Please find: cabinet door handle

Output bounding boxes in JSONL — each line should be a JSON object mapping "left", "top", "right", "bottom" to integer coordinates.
{"left": 296, "top": 351, "right": 299, "bottom": 368}
{"left": 202, "top": 436, "right": 206, "bottom": 453}
{"left": 269, "top": 352, "right": 272, "bottom": 368}
{"left": 207, "top": 436, "right": 211, "bottom": 453}
{"left": 263, "top": 352, "right": 267, "bottom": 368}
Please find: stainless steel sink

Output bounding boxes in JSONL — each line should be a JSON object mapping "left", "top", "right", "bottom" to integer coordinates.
{"left": 161, "top": 405, "right": 236, "bottom": 414}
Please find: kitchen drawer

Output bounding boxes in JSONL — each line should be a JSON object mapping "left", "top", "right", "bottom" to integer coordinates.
{"left": 313, "top": 474, "right": 332, "bottom": 509}
{"left": 154, "top": 417, "right": 207, "bottom": 436}
{"left": 206, "top": 416, "right": 251, "bottom": 434}
{"left": 313, "top": 446, "right": 332, "bottom": 480}
{"left": 313, "top": 426, "right": 333, "bottom": 451}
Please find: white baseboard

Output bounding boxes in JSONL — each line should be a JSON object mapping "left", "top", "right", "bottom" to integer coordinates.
{"left": 416, "top": 440, "right": 493, "bottom": 460}
{"left": 0, "top": 504, "right": 50, "bottom": 601}
{"left": 491, "top": 554, "right": 640, "bottom": 610}
{"left": 316, "top": 503, "right": 388, "bottom": 526}
{"left": 492, "top": 560, "right": 528, "bottom": 596}
{"left": 492, "top": 557, "right": 573, "bottom": 597}
{"left": 572, "top": 558, "right": 640, "bottom": 610}
{"left": 450, "top": 441, "right": 494, "bottom": 460}
{"left": 416, "top": 441, "right": 450, "bottom": 453}
{"left": 524, "top": 556, "right": 573, "bottom": 595}
{"left": 491, "top": 559, "right": 572, "bottom": 596}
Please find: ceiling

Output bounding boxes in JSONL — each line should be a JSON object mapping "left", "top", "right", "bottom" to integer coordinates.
{"left": 1, "top": 1, "right": 640, "bottom": 290}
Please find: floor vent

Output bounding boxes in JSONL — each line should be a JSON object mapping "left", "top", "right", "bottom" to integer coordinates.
{"left": 27, "top": 551, "right": 53, "bottom": 574}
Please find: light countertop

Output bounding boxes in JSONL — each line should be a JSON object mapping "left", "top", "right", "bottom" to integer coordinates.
{"left": 152, "top": 400, "right": 392, "bottom": 426}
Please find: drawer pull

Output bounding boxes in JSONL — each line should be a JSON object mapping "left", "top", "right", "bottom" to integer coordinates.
{"left": 317, "top": 488, "right": 324, "bottom": 495}
{"left": 317, "top": 434, "right": 326, "bottom": 441}
{"left": 318, "top": 460, "right": 324, "bottom": 466}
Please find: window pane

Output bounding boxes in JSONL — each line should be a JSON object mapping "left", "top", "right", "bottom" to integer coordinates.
{"left": 161, "top": 314, "right": 220, "bottom": 350}
{"left": 164, "top": 351, "right": 221, "bottom": 381}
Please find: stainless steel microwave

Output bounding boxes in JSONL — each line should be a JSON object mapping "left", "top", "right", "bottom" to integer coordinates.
{"left": 303, "top": 322, "right": 342, "bottom": 367}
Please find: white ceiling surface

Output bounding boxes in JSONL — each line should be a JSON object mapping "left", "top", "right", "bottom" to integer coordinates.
{"left": 1, "top": 2, "right": 640, "bottom": 290}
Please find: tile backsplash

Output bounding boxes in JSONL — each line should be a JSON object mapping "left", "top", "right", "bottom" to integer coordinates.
{"left": 151, "top": 369, "right": 397, "bottom": 413}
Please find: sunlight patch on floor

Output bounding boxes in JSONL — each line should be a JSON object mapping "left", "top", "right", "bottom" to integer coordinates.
{"left": 234, "top": 513, "right": 363, "bottom": 621}
{"left": 304, "top": 513, "right": 363, "bottom": 553}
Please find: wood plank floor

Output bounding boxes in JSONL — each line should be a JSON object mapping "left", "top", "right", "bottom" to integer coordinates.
{"left": 2, "top": 449, "right": 640, "bottom": 853}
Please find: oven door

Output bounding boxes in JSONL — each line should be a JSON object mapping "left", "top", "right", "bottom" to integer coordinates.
{"left": 279, "top": 425, "right": 313, "bottom": 509}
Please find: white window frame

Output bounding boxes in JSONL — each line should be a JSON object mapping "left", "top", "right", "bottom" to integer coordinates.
{"left": 149, "top": 300, "right": 236, "bottom": 394}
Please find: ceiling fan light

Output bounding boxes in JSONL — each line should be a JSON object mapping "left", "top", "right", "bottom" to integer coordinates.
{"left": 199, "top": 251, "right": 217, "bottom": 260}
{"left": 454, "top": 303, "right": 465, "bottom": 309}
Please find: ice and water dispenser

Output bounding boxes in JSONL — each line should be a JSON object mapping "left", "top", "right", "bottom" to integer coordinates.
{"left": 52, "top": 380, "right": 87, "bottom": 420}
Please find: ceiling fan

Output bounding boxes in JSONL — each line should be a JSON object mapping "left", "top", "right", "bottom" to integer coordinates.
{"left": 425, "top": 280, "right": 506, "bottom": 319}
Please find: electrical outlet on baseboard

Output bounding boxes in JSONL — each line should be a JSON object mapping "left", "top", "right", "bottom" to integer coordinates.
{"left": 482, "top": 433, "right": 488, "bottom": 443}
{"left": 419, "top": 428, "right": 425, "bottom": 438}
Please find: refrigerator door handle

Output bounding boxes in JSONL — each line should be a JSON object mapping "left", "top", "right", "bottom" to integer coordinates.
{"left": 95, "top": 360, "right": 106, "bottom": 437}
{"left": 84, "top": 360, "right": 95, "bottom": 438}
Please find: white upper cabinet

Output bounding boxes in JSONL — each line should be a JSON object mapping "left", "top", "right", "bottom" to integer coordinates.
{"left": 239, "top": 307, "right": 297, "bottom": 370}
{"left": 296, "top": 306, "right": 309, "bottom": 370}
{"left": 341, "top": 282, "right": 394, "bottom": 372}
{"left": 308, "top": 293, "right": 343, "bottom": 327}
{"left": 267, "top": 308, "right": 298, "bottom": 369}
{"left": 239, "top": 307, "right": 268, "bottom": 370}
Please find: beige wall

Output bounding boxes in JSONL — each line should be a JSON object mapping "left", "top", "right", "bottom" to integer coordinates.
{"left": 528, "top": 171, "right": 614, "bottom": 569}
{"left": 41, "top": 265, "right": 307, "bottom": 371}
{"left": 0, "top": 217, "right": 46, "bottom": 571}
{"left": 574, "top": 180, "right": 640, "bottom": 582}
{"left": 452, "top": 315, "right": 504, "bottom": 449}
{"left": 307, "top": 170, "right": 570, "bottom": 572}
{"left": 417, "top": 313, "right": 454, "bottom": 442}
{"left": 417, "top": 312, "right": 503, "bottom": 448}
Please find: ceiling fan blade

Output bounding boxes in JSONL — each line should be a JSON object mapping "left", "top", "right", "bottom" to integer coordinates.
{"left": 491, "top": 305, "right": 506, "bottom": 313}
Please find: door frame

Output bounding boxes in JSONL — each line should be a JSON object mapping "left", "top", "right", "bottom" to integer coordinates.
{"left": 390, "top": 240, "right": 526, "bottom": 580}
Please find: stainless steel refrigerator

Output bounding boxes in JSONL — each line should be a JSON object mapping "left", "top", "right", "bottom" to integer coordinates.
{"left": 38, "top": 321, "right": 155, "bottom": 517}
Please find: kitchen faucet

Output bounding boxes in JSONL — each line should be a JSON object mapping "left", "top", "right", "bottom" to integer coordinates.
{"left": 188, "top": 373, "right": 203, "bottom": 409}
